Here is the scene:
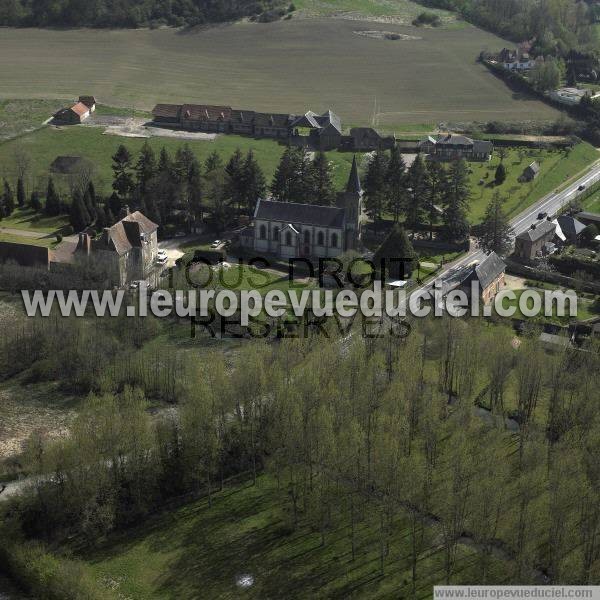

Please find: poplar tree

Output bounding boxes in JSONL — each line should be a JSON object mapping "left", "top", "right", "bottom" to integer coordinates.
{"left": 112, "top": 144, "right": 135, "bottom": 200}
{"left": 16, "top": 177, "right": 25, "bottom": 208}
{"left": 386, "top": 145, "right": 407, "bottom": 222}
{"left": 364, "top": 150, "right": 389, "bottom": 231}
{"left": 45, "top": 177, "right": 61, "bottom": 216}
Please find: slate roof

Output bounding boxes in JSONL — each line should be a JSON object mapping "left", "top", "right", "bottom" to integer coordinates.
{"left": 181, "top": 104, "right": 232, "bottom": 122}
{"left": 516, "top": 220, "right": 556, "bottom": 242}
{"left": 254, "top": 113, "right": 293, "bottom": 128}
{"left": 350, "top": 127, "right": 381, "bottom": 141}
{"left": 557, "top": 215, "right": 586, "bottom": 239}
{"left": 524, "top": 161, "right": 540, "bottom": 176}
{"left": 473, "top": 140, "right": 493, "bottom": 154}
{"left": 230, "top": 109, "right": 256, "bottom": 124}
{"left": 346, "top": 155, "right": 362, "bottom": 195}
{"left": 152, "top": 104, "right": 181, "bottom": 119}
{"left": 470, "top": 252, "right": 506, "bottom": 290}
{"left": 290, "top": 111, "right": 320, "bottom": 129}
{"left": 315, "top": 110, "right": 342, "bottom": 134}
{"left": 99, "top": 211, "right": 158, "bottom": 256}
{"left": 436, "top": 134, "right": 474, "bottom": 147}
{"left": 255, "top": 199, "right": 345, "bottom": 228}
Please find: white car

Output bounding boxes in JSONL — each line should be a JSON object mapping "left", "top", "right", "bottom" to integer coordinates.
{"left": 156, "top": 250, "right": 168, "bottom": 264}
{"left": 210, "top": 240, "right": 222, "bottom": 249}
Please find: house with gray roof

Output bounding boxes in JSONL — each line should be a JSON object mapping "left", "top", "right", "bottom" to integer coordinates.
{"left": 519, "top": 161, "right": 540, "bottom": 182}
{"left": 251, "top": 156, "right": 363, "bottom": 259}
{"left": 419, "top": 133, "right": 493, "bottom": 161}
{"left": 514, "top": 219, "right": 557, "bottom": 260}
{"left": 557, "top": 215, "right": 587, "bottom": 244}
{"left": 440, "top": 252, "right": 506, "bottom": 304}
{"left": 93, "top": 208, "right": 160, "bottom": 287}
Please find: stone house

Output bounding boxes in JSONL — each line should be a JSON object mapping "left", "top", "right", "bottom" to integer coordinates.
{"left": 180, "top": 104, "right": 232, "bottom": 132}
{"left": 419, "top": 134, "right": 493, "bottom": 161}
{"left": 514, "top": 220, "right": 557, "bottom": 260}
{"left": 251, "top": 156, "right": 363, "bottom": 259}
{"left": 92, "top": 209, "right": 160, "bottom": 287}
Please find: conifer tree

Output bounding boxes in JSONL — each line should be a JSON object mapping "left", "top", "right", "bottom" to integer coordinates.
{"left": 364, "top": 150, "right": 389, "bottom": 231}
{"left": 242, "top": 150, "right": 266, "bottom": 215}
{"left": 70, "top": 190, "right": 91, "bottom": 232}
{"left": 224, "top": 148, "right": 245, "bottom": 211}
{"left": 426, "top": 161, "right": 446, "bottom": 240}
{"left": 271, "top": 146, "right": 295, "bottom": 202}
{"left": 406, "top": 153, "right": 431, "bottom": 233}
{"left": 441, "top": 159, "right": 471, "bottom": 243}
{"left": 204, "top": 150, "right": 223, "bottom": 174}
{"left": 311, "top": 151, "right": 335, "bottom": 206}
{"left": 495, "top": 162, "right": 507, "bottom": 186}
{"left": 477, "top": 192, "right": 513, "bottom": 254}
{"left": 16, "top": 177, "right": 25, "bottom": 208}
{"left": 45, "top": 177, "right": 61, "bottom": 216}
{"left": 30, "top": 190, "right": 41, "bottom": 212}
{"left": 187, "top": 156, "right": 203, "bottom": 221}
{"left": 1, "top": 180, "right": 14, "bottom": 217}
{"left": 112, "top": 144, "right": 135, "bottom": 200}
{"left": 136, "top": 141, "right": 157, "bottom": 199}
{"left": 374, "top": 223, "right": 417, "bottom": 279}
{"left": 386, "top": 146, "right": 407, "bottom": 222}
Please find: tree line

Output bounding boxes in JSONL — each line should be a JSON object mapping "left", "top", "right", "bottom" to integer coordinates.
{"left": 1, "top": 304, "right": 599, "bottom": 591}
{"left": 0, "top": 0, "right": 290, "bottom": 28}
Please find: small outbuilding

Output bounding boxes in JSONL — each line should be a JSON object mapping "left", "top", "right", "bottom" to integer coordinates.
{"left": 519, "top": 161, "right": 540, "bottom": 182}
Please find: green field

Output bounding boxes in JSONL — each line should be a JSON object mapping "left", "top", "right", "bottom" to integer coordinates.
{"left": 82, "top": 475, "right": 506, "bottom": 599}
{"left": 0, "top": 232, "right": 58, "bottom": 248}
{"left": 0, "top": 99, "right": 68, "bottom": 142}
{"left": 467, "top": 144, "right": 599, "bottom": 222}
{"left": 0, "top": 20, "right": 560, "bottom": 128}
{"left": 0, "top": 208, "right": 69, "bottom": 234}
{"left": 583, "top": 189, "right": 600, "bottom": 213}
{"left": 0, "top": 125, "right": 359, "bottom": 197}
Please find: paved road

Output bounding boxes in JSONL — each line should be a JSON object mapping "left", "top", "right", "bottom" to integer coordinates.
{"left": 424, "top": 159, "right": 600, "bottom": 290}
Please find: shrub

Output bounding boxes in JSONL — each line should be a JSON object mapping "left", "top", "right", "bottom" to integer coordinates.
{"left": 412, "top": 11, "right": 441, "bottom": 27}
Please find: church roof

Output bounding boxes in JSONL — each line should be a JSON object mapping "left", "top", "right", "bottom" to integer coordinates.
{"left": 255, "top": 199, "right": 345, "bottom": 228}
{"left": 346, "top": 155, "right": 362, "bottom": 194}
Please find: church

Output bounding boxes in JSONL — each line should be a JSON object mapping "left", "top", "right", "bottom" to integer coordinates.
{"left": 245, "top": 156, "right": 364, "bottom": 259}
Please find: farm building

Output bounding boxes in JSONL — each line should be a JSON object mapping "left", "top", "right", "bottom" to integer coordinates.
{"left": 348, "top": 127, "right": 395, "bottom": 151}
{"left": 78, "top": 96, "right": 96, "bottom": 111}
{"left": 180, "top": 104, "right": 232, "bottom": 132}
{"left": 152, "top": 104, "right": 181, "bottom": 125}
{"left": 556, "top": 215, "right": 587, "bottom": 244}
{"left": 520, "top": 161, "right": 540, "bottom": 182}
{"left": 53, "top": 101, "right": 91, "bottom": 124}
{"left": 419, "top": 134, "right": 493, "bottom": 161}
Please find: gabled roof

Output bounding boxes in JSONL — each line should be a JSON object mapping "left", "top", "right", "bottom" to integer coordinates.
{"left": 470, "top": 252, "right": 506, "bottom": 290}
{"left": 152, "top": 104, "right": 182, "bottom": 119}
{"left": 557, "top": 215, "right": 586, "bottom": 239}
{"left": 99, "top": 211, "right": 158, "bottom": 256}
{"left": 516, "top": 220, "right": 556, "bottom": 242}
{"left": 525, "top": 161, "right": 540, "bottom": 174}
{"left": 436, "top": 134, "right": 474, "bottom": 147}
{"left": 290, "top": 111, "right": 320, "bottom": 129}
{"left": 576, "top": 211, "right": 600, "bottom": 223}
{"left": 254, "top": 113, "right": 293, "bottom": 128}
{"left": 70, "top": 102, "right": 90, "bottom": 117}
{"left": 350, "top": 127, "right": 381, "bottom": 140}
{"left": 315, "top": 110, "right": 342, "bottom": 134}
{"left": 230, "top": 109, "right": 256, "bottom": 124}
{"left": 181, "top": 104, "right": 232, "bottom": 122}
{"left": 78, "top": 95, "right": 96, "bottom": 108}
{"left": 255, "top": 199, "right": 345, "bottom": 228}
{"left": 473, "top": 140, "right": 493, "bottom": 154}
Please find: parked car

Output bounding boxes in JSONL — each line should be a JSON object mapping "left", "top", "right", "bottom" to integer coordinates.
{"left": 156, "top": 250, "right": 168, "bottom": 264}
{"left": 210, "top": 240, "right": 222, "bottom": 249}
{"left": 578, "top": 184, "right": 586, "bottom": 191}
{"left": 537, "top": 211, "right": 547, "bottom": 220}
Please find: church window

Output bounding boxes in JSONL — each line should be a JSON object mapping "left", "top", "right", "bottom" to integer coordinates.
{"left": 317, "top": 231, "right": 325, "bottom": 246}
{"left": 259, "top": 224, "right": 267, "bottom": 239}
{"left": 331, "top": 233, "right": 338, "bottom": 248}
{"left": 273, "top": 227, "right": 280, "bottom": 241}
{"left": 286, "top": 231, "right": 292, "bottom": 246}
{"left": 304, "top": 230, "right": 310, "bottom": 244}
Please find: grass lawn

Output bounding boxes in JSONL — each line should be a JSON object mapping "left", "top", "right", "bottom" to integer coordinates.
{"left": 582, "top": 189, "right": 600, "bottom": 213}
{"left": 0, "top": 207, "right": 69, "bottom": 234}
{"left": 0, "top": 232, "right": 58, "bottom": 248}
{"left": 0, "top": 125, "right": 360, "bottom": 198}
{"left": 0, "top": 98, "right": 68, "bottom": 141}
{"left": 82, "top": 475, "right": 507, "bottom": 599}
{"left": 467, "top": 143, "right": 599, "bottom": 223}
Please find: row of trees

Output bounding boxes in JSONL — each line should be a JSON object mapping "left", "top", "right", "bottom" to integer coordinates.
{"left": 362, "top": 149, "right": 473, "bottom": 243}
{"left": 0, "top": 0, "right": 287, "bottom": 28}
{"left": 1, "top": 306, "right": 599, "bottom": 589}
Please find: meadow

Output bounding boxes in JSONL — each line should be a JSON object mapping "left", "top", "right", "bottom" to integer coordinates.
{"left": 82, "top": 474, "right": 506, "bottom": 600}
{"left": 0, "top": 18, "right": 560, "bottom": 129}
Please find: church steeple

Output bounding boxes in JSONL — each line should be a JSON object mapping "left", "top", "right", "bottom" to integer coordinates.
{"left": 346, "top": 155, "right": 362, "bottom": 195}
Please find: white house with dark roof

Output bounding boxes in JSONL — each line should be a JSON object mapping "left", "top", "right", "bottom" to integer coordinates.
{"left": 514, "top": 219, "right": 557, "bottom": 260}
{"left": 250, "top": 156, "right": 364, "bottom": 259}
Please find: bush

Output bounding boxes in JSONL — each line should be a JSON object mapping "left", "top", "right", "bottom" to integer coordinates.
{"left": 412, "top": 11, "right": 441, "bottom": 27}
{"left": 0, "top": 540, "right": 114, "bottom": 600}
